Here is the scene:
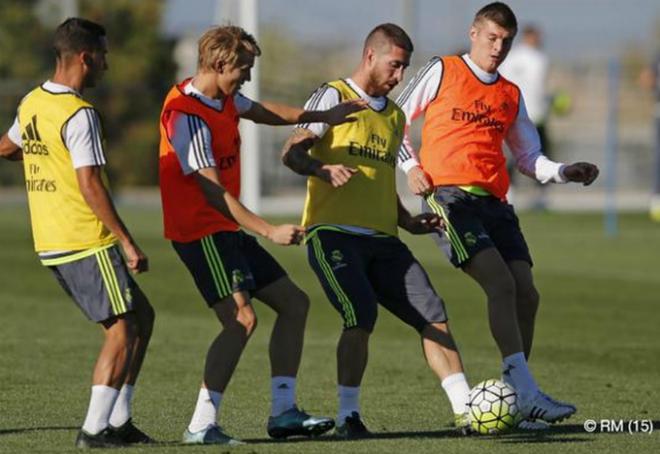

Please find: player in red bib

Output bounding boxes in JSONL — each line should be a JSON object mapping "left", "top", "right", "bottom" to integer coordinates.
{"left": 159, "top": 25, "right": 364, "bottom": 444}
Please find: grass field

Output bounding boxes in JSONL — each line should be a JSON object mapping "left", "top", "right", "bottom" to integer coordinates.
{"left": 0, "top": 205, "right": 658, "bottom": 453}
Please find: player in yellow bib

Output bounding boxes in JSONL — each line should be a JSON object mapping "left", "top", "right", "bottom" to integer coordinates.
{"left": 282, "top": 24, "right": 472, "bottom": 437}
{"left": 0, "top": 18, "right": 154, "bottom": 448}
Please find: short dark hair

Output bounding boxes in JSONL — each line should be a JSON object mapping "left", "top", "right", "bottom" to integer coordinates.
{"left": 473, "top": 2, "right": 517, "bottom": 33}
{"left": 53, "top": 17, "right": 106, "bottom": 59}
{"left": 364, "top": 23, "right": 414, "bottom": 54}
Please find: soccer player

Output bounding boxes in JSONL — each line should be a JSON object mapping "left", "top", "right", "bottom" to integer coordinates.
{"left": 158, "top": 25, "right": 365, "bottom": 445}
{"left": 281, "top": 23, "right": 472, "bottom": 438}
{"left": 0, "top": 18, "right": 155, "bottom": 448}
{"left": 396, "top": 2, "right": 599, "bottom": 427}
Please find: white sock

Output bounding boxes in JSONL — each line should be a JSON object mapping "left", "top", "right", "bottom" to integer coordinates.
{"left": 82, "top": 385, "right": 120, "bottom": 435}
{"left": 502, "top": 352, "right": 539, "bottom": 398}
{"left": 109, "top": 384, "right": 134, "bottom": 428}
{"left": 271, "top": 376, "right": 296, "bottom": 417}
{"left": 188, "top": 388, "right": 222, "bottom": 433}
{"left": 441, "top": 372, "right": 470, "bottom": 415}
{"left": 337, "top": 385, "right": 360, "bottom": 423}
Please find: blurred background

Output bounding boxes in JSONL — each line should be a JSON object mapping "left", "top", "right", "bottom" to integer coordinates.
{"left": 1, "top": 0, "right": 660, "bottom": 218}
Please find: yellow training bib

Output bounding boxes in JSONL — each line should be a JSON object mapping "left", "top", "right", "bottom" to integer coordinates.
{"left": 302, "top": 80, "right": 405, "bottom": 237}
{"left": 18, "top": 86, "right": 115, "bottom": 252}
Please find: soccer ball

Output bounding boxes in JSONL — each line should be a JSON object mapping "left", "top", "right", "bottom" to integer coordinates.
{"left": 468, "top": 379, "right": 519, "bottom": 435}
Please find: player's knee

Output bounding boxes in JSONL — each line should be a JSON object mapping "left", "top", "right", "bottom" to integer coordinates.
{"left": 427, "top": 321, "right": 450, "bottom": 335}
{"left": 488, "top": 273, "right": 517, "bottom": 304}
{"left": 274, "top": 285, "right": 310, "bottom": 321}
{"left": 518, "top": 286, "right": 540, "bottom": 317}
{"left": 138, "top": 300, "right": 156, "bottom": 336}
{"left": 105, "top": 314, "right": 138, "bottom": 346}
{"left": 341, "top": 326, "right": 371, "bottom": 342}
{"left": 288, "top": 289, "right": 310, "bottom": 320}
{"left": 422, "top": 322, "right": 458, "bottom": 350}
{"left": 350, "top": 317, "right": 376, "bottom": 334}
{"left": 128, "top": 287, "right": 155, "bottom": 338}
{"left": 123, "top": 315, "right": 139, "bottom": 342}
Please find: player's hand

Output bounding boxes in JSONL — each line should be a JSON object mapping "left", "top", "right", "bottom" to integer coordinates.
{"left": 407, "top": 166, "right": 433, "bottom": 195}
{"left": 562, "top": 162, "right": 599, "bottom": 186}
{"left": 121, "top": 241, "right": 149, "bottom": 274}
{"left": 317, "top": 164, "right": 357, "bottom": 187}
{"left": 402, "top": 213, "right": 445, "bottom": 235}
{"left": 322, "top": 99, "right": 368, "bottom": 125}
{"left": 267, "top": 224, "right": 305, "bottom": 246}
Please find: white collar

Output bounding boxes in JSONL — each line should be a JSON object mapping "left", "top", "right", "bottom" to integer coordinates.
{"left": 461, "top": 54, "right": 499, "bottom": 84}
{"left": 345, "top": 78, "right": 386, "bottom": 109}
{"left": 185, "top": 79, "right": 224, "bottom": 110}
{"left": 43, "top": 80, "right": 81, "bottom": 96}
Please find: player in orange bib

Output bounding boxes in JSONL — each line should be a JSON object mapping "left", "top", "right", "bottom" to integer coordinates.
{"left": 396, "top": 2, "right": 599, "bottom": 429}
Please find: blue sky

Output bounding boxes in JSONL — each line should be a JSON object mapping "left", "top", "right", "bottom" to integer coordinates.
{"left": 164, "top": 0, "right": 660, "bottom": 60}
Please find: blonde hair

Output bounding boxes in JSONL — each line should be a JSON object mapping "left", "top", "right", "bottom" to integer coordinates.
{"left": 197, "top": 25, "right": 261, "bottom": 71}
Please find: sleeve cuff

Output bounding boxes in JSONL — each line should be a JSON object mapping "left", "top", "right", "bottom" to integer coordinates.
{"left": 556, "top": 164, "right": 568, "bottom": 183}
{"left": 399, "top": 158, "right": 421, "bottom": 174}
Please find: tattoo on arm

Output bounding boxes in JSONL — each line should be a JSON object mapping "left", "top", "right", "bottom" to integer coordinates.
{"left": 281, "top": 128, "right": 322, "bottom": 176}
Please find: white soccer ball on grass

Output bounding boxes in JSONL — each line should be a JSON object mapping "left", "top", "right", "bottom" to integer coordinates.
{"left": 468, "top": 378, "right": 519, "bottom": 435}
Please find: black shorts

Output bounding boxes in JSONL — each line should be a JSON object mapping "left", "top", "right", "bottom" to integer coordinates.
{"left": 172, "top": 230, "right": 287, "bottom": 306}
{"left": 48, "top": 245, "right": 137, "bottom": 323}
{"left": 422, "top": 186, "right": 533, "bottom": 268}
{"left": 307, "top": 228, "right": 447, "bottom": 333}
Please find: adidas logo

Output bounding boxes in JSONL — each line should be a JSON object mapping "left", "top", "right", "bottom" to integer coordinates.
{"left": 502, "top": 364, "right": 515, "bottom": 377}
{"left": 21, "top": 115, "right": 49, "bottom": 156}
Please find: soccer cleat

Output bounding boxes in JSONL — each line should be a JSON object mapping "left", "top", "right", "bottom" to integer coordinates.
{"left": 109, "top": 418, "right": 154, "bottom": 444}
{"left": 540, "top": 391, "right": 576, "bottom": 411}
{"left": 517, "top": 418, "right": 550, "bottom": 431}
{"left": 334, "top": 412, "right": 371, "bottom": 439}
{"left": 519, "top": 391, "right": 577, "bottom": 423}
{"left": 75, "top": 428, "right": 126, "bottom": 449}
{"left": 452, "top": 412, "right": 473, "bottom": 435}
{"left": 267, "top": 406, "right": 334, "bottom": 439}
{"left": 182, "top": 424, "right": 244, "bottom": 445}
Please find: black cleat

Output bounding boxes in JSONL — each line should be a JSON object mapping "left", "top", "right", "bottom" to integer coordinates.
{"left": 75, "top": 428, "right": 126, "bottom": 449}
{"left": 267, "top": 406, "right": 334, "bottom": 439}
{"left": 109, "top": 418, "right": 154, "bottom": 444}
{"left": 335, "top": 412, "right": 371, "bottom": 439}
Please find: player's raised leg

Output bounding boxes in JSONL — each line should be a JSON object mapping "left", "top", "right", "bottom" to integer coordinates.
{"left": 372, "top": 243, "right": 471, "bottom": 432}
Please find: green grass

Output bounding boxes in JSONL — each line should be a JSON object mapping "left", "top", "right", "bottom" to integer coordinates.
{"left": 0, "top": 206, "right": 658, "bottom": 453}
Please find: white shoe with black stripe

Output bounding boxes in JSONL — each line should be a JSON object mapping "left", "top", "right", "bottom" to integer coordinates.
{"left": 519, "top": 391, "right": 576, "bottom": 423}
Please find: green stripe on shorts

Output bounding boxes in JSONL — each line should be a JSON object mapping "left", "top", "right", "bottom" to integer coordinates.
{"left": 425, "top": 194, "right": 469, "bottom": 263}
{"left": 96, "top": 249, "right": 126, "bottom": 315}
{"left": 311, "top": 235, "right": 357, "bottom": 327}
{"left": 201, "top": 236, "right": 231, "bottom": 299}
